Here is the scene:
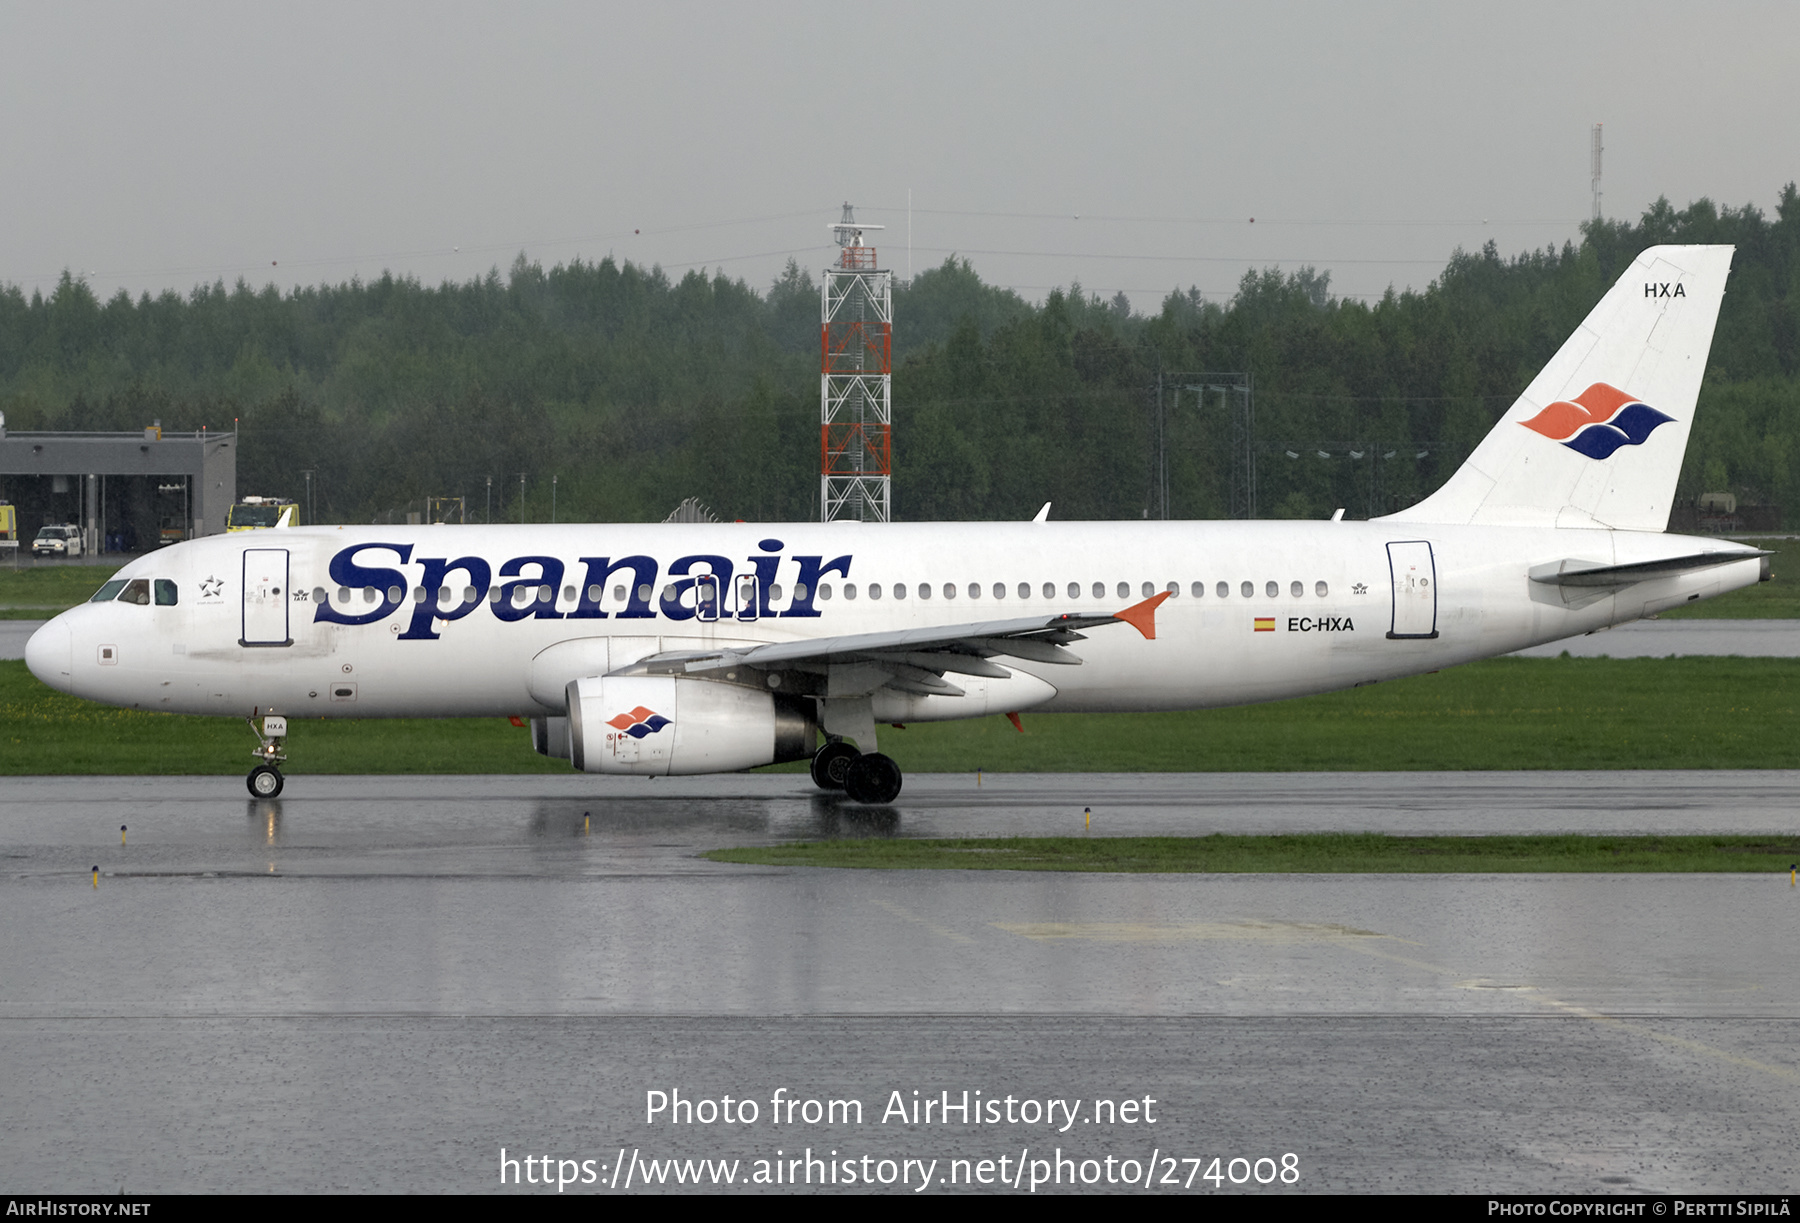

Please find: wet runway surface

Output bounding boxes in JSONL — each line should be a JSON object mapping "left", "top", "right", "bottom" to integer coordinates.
{"left": 5, "top": 773, "right": 1799, "bottom": 1194}
{"left": 1508, "top": 618, "right": 1800, "bottom": 657}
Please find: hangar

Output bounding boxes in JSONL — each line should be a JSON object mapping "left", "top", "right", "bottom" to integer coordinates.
{"left": 0, "top": 418, "right": 236, "bottom": 556}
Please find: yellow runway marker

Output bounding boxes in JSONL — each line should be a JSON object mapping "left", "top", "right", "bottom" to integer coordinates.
{"left": 1333, "top": 936, "right": 1800, "bottom": 1084}
{"left": 868, "top": 897, "right": 977, "bottom": 945}
{"left": 995, "top": 919, "right": 1395, "bottom": 945}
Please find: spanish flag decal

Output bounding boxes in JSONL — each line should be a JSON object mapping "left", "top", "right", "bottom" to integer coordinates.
{"left": 1254, "top": 617, "right": 1276, "bottom": 632}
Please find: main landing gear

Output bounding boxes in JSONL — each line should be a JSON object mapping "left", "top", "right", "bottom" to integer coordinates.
{"left": 246, "top": 714, "right": 288, "bottom": 798}
{"left": 810, "top": 740, "right": 903, "bottom": 805}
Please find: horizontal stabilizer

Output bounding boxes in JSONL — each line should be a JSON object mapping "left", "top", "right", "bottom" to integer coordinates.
{"left": 1530, "top": 551, "right": 1769, "bottom": 588}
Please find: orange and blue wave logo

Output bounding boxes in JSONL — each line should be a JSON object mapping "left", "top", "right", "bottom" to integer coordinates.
{"left": 1519, "top": 383, "right": 1674, "bottom": 460}
{"left": 606, "top": 706, "right": 671, "bottom": 738}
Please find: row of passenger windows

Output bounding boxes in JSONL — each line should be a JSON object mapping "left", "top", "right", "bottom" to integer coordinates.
{"left": 818, "top": 579, "right": 1333, "bottom": 602}
{"left": 316, "top": 578, "right": 1334, "bottom": 608}
{"left": 91, "top": 578, "right": 178, "bottom": 606}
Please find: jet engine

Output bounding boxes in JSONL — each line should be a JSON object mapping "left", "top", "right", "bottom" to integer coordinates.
{"left": 565, "top": 675, "right": 816, "bottom": 775}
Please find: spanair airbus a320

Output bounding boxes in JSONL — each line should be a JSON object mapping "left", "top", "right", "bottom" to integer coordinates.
{"left": 25, "top": 245, "right": 1767, "bottom": 803}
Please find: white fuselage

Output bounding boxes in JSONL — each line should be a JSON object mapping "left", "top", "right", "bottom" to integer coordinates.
{"left": 25, "top": 519, "right": 1764, "bottom": 725}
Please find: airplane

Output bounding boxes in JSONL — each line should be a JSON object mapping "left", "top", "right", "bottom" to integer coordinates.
{"left": 24, "top": 245, "right": 1768, "bottom": 804}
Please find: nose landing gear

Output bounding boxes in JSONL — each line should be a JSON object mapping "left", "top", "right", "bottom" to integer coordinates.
{"left": 246, "top": 714, "right": 288, "bottom": 798}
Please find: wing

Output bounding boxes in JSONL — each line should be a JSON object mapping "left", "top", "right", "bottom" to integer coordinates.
{"left": 613, "top": 591, "right": 1172, "bottom": 698}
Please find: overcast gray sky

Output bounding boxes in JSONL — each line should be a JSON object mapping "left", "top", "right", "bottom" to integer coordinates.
{"left": 4, "top": 1, "right": 1796, "bottom": 311}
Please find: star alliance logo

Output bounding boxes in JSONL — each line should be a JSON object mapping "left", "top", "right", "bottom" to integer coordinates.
{"left": 199, "top": 575, "right": 224, "bottom": 599}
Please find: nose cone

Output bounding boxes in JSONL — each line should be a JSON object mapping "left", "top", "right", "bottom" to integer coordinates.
{"left": 25, "top": 616, "right": 73, "bottom": 691}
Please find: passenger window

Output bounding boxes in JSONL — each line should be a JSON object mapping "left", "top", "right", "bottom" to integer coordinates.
{"left": 91, "top": 579, "right": 127, "bottom": 603}
{"left": 844, "top": 584, "right": 857, "bottom": 600}
{"left": 1316, "top": 581, "right": 1329, "bottom": 597}
{"left": 1290, "top": 581, "right": 1303, "bottom": 598}
{"left": 120, "top": 579, "right": 151, "bottom": 605}
{"left": 313, "top": 587, "right": 328, "bottom": 605}
{"left": 413, "top": 586, "right": 428, "bottom": 603}
{"left": 1068, "top": 582, "right": 1080, "bottom": 599}
{"left": 1165, "top": 582, "right": 1179, "bottom": 597}
{"left": 153, "top": 580, "right": 178, "bottom": 606}
{"left": 1116, "top": 582, "right": 1129, "bottom": 598}
{"left": 819, "top": 583, "right": 833, "bottom": 600}
{"left": 967, "top": 582, "right": 980, "bottom": 599}
{"left": 1142, "top": 581, "right": 1154, "bottom": 598}
{"left": 993, "top": 583, "right": 1005, "bottom": 599}
{"left": 868, "top": 583, "right": 882, "bottom": 600}
{"left": 490, "top": 587, "right": 503, "bottom": 604}
{"left": 942, "top": 583, "right": 955, "bottom": 599}
{"left": 539, "top": 585, "right": 553, "bottom": 604}
{"left": 338, "top": 587, "right": 352, "bottom": 604}
{"left": 587, "top": 585, "right": 602, "bottom": 602}
{"left": 1018, "top": 582, "right": 1031, "bottom": 599}
{"left": 613, "top": 585, "right": 626, "bottom": 603}
{"left": 1240, "top": 581, "right": 1253, "bottom": 598}
{"left": 363, "top": 587, "right": 378, "bottom": 604}
{"left": 892, "top": 583, "right": 904, "bottom": 600}
{"left": 1265, "top": 581, "right": 1278, "bottom": 598}
{"left": 916, "top": 583, "right": 929, "bottom": 600}
{"left": 1043, "top": 582, "right": 1055, "bottom": 599}
{"left": 563, "top": 585, "right": 575, "bottom": 603}
{"left": 637, "top": 584, "right": 653, "bottom": 602}
{"left": 1191, "top": 582, "right": 1204, "bottom": 598}
{"left": 1092, "top": 582, "right": 1105, "bottom": 599}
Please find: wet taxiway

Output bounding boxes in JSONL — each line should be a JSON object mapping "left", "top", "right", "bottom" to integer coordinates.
{"left": 4, "top": 772, "right": 1798, "bottom": 1194}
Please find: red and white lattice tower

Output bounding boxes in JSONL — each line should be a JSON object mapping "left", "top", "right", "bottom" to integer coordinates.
{"left": 821, "top": 203, "right": 891, "bottom": 522}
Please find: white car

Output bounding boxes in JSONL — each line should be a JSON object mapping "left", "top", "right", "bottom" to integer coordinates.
{"left": 30, "top": 525, "right": 84, "bottom": 559}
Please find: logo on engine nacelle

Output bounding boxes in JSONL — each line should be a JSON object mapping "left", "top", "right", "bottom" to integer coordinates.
{"left": 606, "top": 706, "right": 671, "bottom": 738}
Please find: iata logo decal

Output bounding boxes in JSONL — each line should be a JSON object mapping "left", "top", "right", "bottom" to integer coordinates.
{"left": 1519, "top": 382, "right": 1674, "bottom": 461}
{"left": 606, "top": 706, "right": 672, "bottom": 738}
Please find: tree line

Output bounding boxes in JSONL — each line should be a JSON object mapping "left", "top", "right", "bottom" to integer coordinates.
{"left": 1, "top": 185, "right": 1795, "bottom": 527}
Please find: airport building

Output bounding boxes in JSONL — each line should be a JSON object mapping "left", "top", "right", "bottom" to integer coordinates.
{"left": 0, "top": 420, "right": 237, "bottom": 555}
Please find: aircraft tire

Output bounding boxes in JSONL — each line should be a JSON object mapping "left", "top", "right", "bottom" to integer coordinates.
{"left": 247, "top": 765, "right": 284, "bottom": 799}
{"left": 810, "top": 741, "right": 860, "bottom": 791}
{"left": 844, "top": 752, "right": 902, "bottom": 805}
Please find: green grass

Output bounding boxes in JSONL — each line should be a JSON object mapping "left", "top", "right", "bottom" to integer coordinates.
{"left": 705, "top": 834, "right": 1800, "bottom": 873}
{"left": 0, "top": 562, "right": 121, "bottom": 615}
{"left": 2, "top": 655, "right": 1796, "bottom": 776}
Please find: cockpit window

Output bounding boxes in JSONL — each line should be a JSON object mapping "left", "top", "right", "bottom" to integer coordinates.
{"left": 119, "top": 579, "right": 152, "bottom": 606}
{"left": 154, "top": 579, "right": 178, "bottom": 606}
{"left": 91, "top": 580, "right": 128, "bottom": 603}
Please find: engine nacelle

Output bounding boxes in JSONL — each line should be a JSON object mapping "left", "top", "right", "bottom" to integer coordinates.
{"left": 530, "top": 716, "right": 570, "bottom": 759}
{"left": 566, "top": 675, "right": 816, "bottom": 775}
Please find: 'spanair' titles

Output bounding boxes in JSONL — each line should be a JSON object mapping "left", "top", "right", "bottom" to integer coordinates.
{"left": 312, "top": 539, "right": 853, "bottom": 638}
{"left": 606, "top": 707, "right": 671, "bottom": 738}
{"left": 1519, "top": 383, "right": 1674, "bottom": 461}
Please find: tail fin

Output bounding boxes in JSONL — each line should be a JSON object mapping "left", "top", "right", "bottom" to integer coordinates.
{"left": 1386, "top": 245, "right": 1733, "bottom": 531}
